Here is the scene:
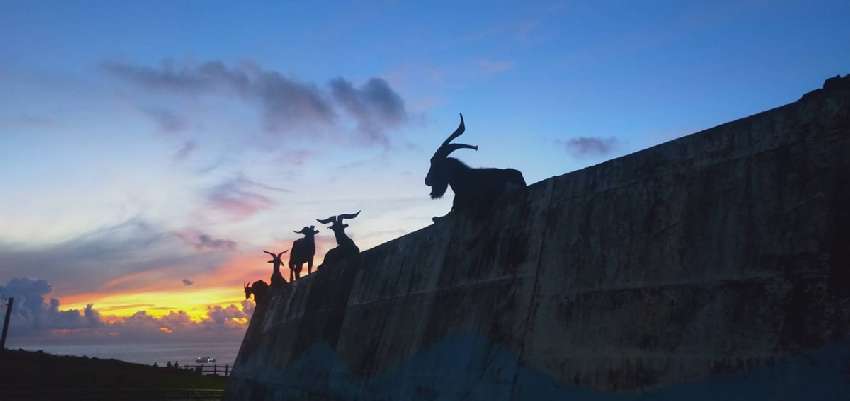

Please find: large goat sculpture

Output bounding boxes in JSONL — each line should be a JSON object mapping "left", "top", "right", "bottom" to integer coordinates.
{"left": 425, "top": 114, "right": 526, "bottom": 221}
{"left": 317, "top": 211, "right": 361, "bottom": 266}
{"left": 264, "top": 250, "right": 288, "bottom": 288}
{"left": 289, "top": 226, "right": 319, "bottom": 281}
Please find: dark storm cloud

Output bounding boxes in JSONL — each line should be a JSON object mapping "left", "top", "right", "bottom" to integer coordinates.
{"left": 102, "top": 60, "right": 408, "bottom": 141}
{"left": 0, "top": 219, "right": 230, "bottom": 295}
{"left": 330, "top": 77, "right": 407, "bottom": 143}
{"left": 560, "top": 136, "right": 617, "bottom": 157}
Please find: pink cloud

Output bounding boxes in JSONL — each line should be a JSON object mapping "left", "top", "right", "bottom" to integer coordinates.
{"left": 205, "top": 175, "right": 282, "bottom": 219}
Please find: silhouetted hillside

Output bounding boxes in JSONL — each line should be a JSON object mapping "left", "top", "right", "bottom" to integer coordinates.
{"left": 0, "top": 349, "right": 226, "bottom": 401}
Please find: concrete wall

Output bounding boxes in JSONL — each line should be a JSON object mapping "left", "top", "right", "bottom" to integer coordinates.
{"left": 225, "top": 76, "right": 850, "bottom": 401}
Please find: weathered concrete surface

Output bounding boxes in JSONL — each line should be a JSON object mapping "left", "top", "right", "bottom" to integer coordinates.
{"left": 225, "top": 76, "right": 850, "bottom": 400}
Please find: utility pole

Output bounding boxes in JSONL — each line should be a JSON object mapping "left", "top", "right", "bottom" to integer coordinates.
{"left": 1, "top": 297, "right": 13, "bottom": 351}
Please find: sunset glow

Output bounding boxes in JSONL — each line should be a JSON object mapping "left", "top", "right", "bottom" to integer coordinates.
{"left": 62, "top": 286, "right": 247, "bottom": 321}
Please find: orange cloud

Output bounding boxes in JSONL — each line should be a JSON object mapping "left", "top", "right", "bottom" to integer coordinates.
{"left": 54, "top": 235, "right": 338, "bottom": 323}
{"left": 62, "top": 286, "right": 245, "bottom": 321}
{"left": 194, "top": 237, "right": 337, "bottom": 288}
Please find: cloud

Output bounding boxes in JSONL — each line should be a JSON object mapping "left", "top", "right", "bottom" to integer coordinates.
{"left": 0, "top": 278, "right": 252, "bottom": 344}
{"left": 0, "top": 278, "right": 100, "bottom": 332}
{"left": 477, "top": 59, "right": 515, "bottom": 74}
{"left": 173, "top": 140, "right": 197, "bottom": 162}
{"left": 0, "top": 218, "right": 232, "bottom": 296}
{"left": 103, "top": 60, "right": 334, "bottom": 133}
{"left": 97, "top": 303, "right": 156, "bottom": 312}
{"left": 141, "top": 107, "right": 187, "bottom": 133}
{"left": 181, "top": 279, "right": 193, "bottom": 286}
{"left": 205, "top": 175, "right": 284, "bottom": 219}
{"left": 175, "top": 231, "right": 237, "bottom": 252}
{"left": 330, "top": 77, "right": 407, "bottom": 143}
{"left": 204, "top": 303, "right": 248, "bottom": 328}
{"left": 275, "top": 149, "right": 314, "bottom": 166}
{"left": 192, "top": 234, "right": 236, "bottom": 251}
{"left": 102, "top": 60, "right": 409, "bottom": 142}
{"left": 560, "top": 136, "right": 617, "bottom": 157}
{"left": 0, "top": 114, "right": 57, "bottom": 129}
{"left": 462, "top": 17, "right": 543, "bottom": 44}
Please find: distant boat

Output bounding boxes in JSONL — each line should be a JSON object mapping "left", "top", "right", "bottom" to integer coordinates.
{"left": 195, "top": 356, "right": 216, "bottom": 364}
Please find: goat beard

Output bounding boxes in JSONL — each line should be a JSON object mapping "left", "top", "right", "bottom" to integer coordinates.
{"left": 429, "top": 182, "right": 448, "bottom": 199}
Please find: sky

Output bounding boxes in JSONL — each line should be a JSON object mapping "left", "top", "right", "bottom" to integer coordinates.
{"left": 1, "top": 0, "right": 849, "bottom": 345}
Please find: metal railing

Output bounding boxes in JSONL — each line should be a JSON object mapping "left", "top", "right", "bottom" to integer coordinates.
{"left": 175, "top": 364, "right": 231, "bottom": 377}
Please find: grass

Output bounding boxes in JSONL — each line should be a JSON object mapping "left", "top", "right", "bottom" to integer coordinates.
{"left": 0, "top": 349, "right": 228, "bottom": 400}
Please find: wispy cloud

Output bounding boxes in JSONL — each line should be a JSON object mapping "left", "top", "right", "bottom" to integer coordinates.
{"left": 141, "top": 107, "right": 187, "bottom": 133}
{"left": 103, "top": 59, "right": 409, "bottom": 143}
{"left": 477, "top": 59, "right": 515, "bottom": 74}
{"left": 0, "top": 114, "right": 57, "bottom": 129}
{"left": 559, "top": 136, "right": 617, "bottom": 157}
{"left": 103, "top": 60, "right": 336, "bottom": 133}
{"left": 205, "top": 175, "right": 285, "bottom": 219}
{"left": 462, "top": 16, "right": 543, "bottom": 44}
{"left": 275, "top": 149, "right": 314, "bottom": 166}
{"left": 175, "top": 231, "right": 237, "bottom": 252}
{"left": 0, "top": 218, "right": 232, "bottom": 296}
{"left": 330, "top": 77, "right": 407, "bottom": 144}
{"left": 172, "top": 140, "right": 197, "bottom": 162}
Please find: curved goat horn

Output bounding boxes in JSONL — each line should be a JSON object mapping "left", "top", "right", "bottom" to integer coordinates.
{"left": 433, "top": 114, "right": 475, "bottom": 159}
{"left": 317, "top": 216, "right": 337, "bottom": 225}
{"left": 441, "top": 113, "right": 465, "bottom": 147}
{"left": 337, "top": 211, "right": 361, "bottom": 221}
{"left": 441, "top": 143, "right": 478, "bottom": 158}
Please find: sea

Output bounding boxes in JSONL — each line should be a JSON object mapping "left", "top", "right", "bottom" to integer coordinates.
{"left": 13, "top": 341, "right": 242, "bottom": 367}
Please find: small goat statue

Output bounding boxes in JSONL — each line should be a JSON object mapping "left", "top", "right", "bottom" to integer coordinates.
{"left": 244, "top": 280, "right": 269, "bottom": 306}
{"left": 289, "top": 226, "right": 319, "bottom": 281}
{"left": 317, "top": 211, "right": 361, "bottom": 266}
{"left": 425, "top": 113, "right": 526, "bottom": 222}
{"left": 264, "top": 250, "right": 288, "bottom": 288}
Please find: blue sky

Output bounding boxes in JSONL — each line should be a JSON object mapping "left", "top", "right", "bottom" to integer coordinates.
{"left": 1, "top": 0, "right": 848, "bottom": 342}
